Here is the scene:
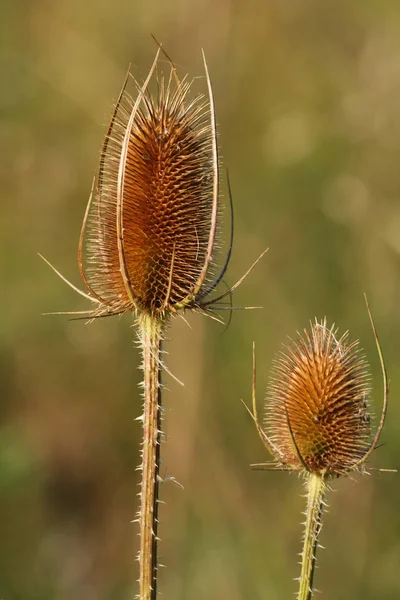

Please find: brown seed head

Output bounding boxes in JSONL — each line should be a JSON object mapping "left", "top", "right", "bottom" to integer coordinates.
{"left": 265, "top": 320, "right": 372, "bottom": 476}
{"left": 79, "top": 50, "right": 219, "bottom": 320}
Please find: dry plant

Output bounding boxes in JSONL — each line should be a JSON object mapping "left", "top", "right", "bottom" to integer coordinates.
{"left": 245, "top": 300, "right": 393, "bottom": 600}
{"left": 42, "top": 46, "right": 265, "bottom": 600}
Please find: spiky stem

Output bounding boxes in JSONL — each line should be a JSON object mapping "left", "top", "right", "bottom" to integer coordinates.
{"left": 297, "top": 472, "right": 326, "bottom": 600}
{"left": 138, "top": 314, "right": 164, "bottom": 600}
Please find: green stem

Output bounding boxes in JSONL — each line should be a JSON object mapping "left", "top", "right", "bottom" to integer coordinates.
{"left": 297, "top": 472, "right": 326, "bottom": 600}
{"left": 138, "top": 314, "right": 164, "bottom": 600}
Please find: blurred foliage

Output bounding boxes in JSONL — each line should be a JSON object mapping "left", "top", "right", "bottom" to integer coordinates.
{"left": 2, "top": 0, "right": 400, "bottom": 598}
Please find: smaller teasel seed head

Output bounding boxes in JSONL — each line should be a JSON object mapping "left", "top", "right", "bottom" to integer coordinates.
{"left": 264, "top": 320, "right": 375, "bottom": 476}
{"left": 78, "top": 48, "right": 220, "bottom": 321}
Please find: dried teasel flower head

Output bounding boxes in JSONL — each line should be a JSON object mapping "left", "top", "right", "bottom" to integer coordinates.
{"left": 248, "top": 304, "right": 388, "bottom": 478}
{"left": 76, "top": 48, "right": 226, "bottom": 321}
{"left": 41, "top": 46, "right": 267, "bottom": 323}
{"left": 265, "top": 320, "right": 373, "bottom": 475}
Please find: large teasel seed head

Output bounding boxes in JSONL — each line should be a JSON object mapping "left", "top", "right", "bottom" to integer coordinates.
{"left": 78, "top": 48, "right": 220, "bottom": 320}
{"left": 264, "top": 319, "right": 378, "bottom": 476}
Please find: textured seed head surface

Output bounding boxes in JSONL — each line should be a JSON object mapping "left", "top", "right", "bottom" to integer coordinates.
{"left": 81, "top": 56, "right": 218, "bottom": 319}
{"left": 265, "top": 321, "right": 372, "bottom": 475}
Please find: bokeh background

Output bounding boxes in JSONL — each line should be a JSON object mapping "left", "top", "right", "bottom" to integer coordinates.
{"left": 2, "top": 0, "right": 400, "bottom": 598}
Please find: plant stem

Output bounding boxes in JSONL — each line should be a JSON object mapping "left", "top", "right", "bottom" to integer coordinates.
{"left": 297, "top": 472, "right": 326, "bottom": 600}
{"left": 138, "top": 314, "right": 164, "bottom": 600}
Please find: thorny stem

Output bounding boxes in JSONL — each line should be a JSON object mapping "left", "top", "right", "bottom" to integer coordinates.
{"left": 138, "top": 314, "right": 164, "bottom": 600}
{"left": 297, "top": 473, "right": 326, "bottom": 600}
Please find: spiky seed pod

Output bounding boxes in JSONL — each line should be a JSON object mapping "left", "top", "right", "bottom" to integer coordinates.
{"left": 248, "top": 309, "right": 390, "bottom": 600}
{"left": 265, "top": 320, "right": 372, "bottom": 476}
{"left": 72, "top": 49, "right": 222, "bottom": 600}
{"left": 79, "top": 48, "right": 219, "bottom": 320}
{"left": 44, "top": 47, "right": 261, "bottom": 600}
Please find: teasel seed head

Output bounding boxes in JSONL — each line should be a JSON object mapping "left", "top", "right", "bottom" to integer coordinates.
{"left": 264, "top": 320, "right": 374, "bottom": 476}
{"left": 78, "top": 48, "right": 221, "bottom": 321}
{"left": 247, "top": 302, "right": 389, "bottom": 478}
{"left": 42, "top": 47, "right": 267, "bottom": 322}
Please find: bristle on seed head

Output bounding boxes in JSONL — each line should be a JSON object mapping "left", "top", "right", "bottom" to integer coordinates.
{"left": 265, "top": 320, "right": 373, "bottom": 476}
{"left": 79, "top": 49, "right": 220, "bottom": 320}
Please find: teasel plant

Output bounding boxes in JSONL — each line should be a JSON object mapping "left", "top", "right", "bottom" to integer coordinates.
{"left": 244, "top": 299, "right": 394, "bottom": 600}
{"left": 41, "top": 44, "right": 266, "bottom": 600}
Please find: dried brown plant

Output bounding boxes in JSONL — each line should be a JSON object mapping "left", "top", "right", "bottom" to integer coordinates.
{"left": 43, "top": 45, "right": 265, "bottom": 600}
{"left": 246, "top": 301, "right": 392, "bottom": 600}
{"left": 265, "top": 319, "right": 372, "bottom": 476}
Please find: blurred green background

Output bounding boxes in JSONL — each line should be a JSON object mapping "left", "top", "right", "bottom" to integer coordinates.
{"left": 2, "top": 0, "right": 400, "bottom": 598}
